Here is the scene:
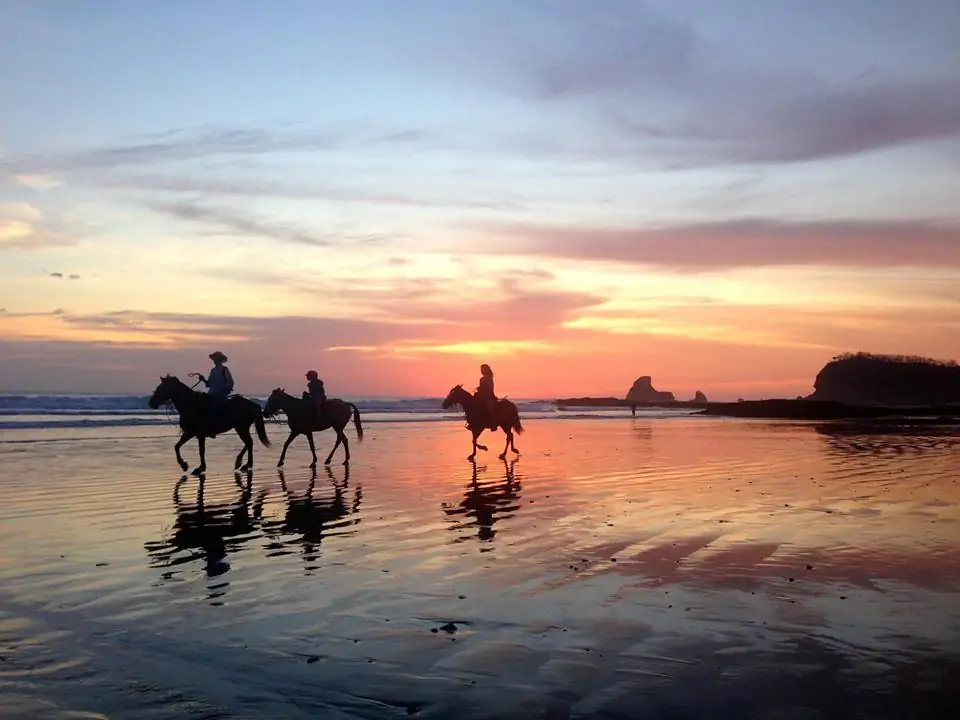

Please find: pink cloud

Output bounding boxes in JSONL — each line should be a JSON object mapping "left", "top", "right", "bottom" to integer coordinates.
{"left": 479, "top": 218, "right": 960, "bottom": 270}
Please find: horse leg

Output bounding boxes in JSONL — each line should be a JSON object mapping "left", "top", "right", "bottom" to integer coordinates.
{"left": 338, "top": 428, "right": 350, "bottom": 465}
{"left": 499, "top": 430, "right": 511, "bottom": 461}
{"left": 307, "top": 432, "right": 320, "bottom": 468}
{"left": 278, "top": 430, "right": 298, "bottom": 468}
{"left": 235, "top": 426, "right": 254, "bottom": 471}
{"left": 510, "top": 426, "right": 520, "bottom": 454}
{"left": 192, "top": 435, "right": 207, "bottom": 475}
{"left": 469, "top": 429, "right": 481, "bottom": 461}
{"left": 336, "top": 427, "right": 350, "bottom": 465}
{"left": 472, "top": 428, "right": 487, "bottom": 452}
{"left": 322, "top": 431, "right": 341, "bottom": 466}
{"left": 174, "top": 432, "right": 193, "bottom": 471}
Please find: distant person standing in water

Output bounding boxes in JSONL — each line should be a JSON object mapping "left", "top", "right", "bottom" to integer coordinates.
{"left": 199, "top": 351, "right": 233, "bottom": 431}
{"left": 305, "top": 370, "right": 326, "bottom": 423}
{"left": 476, "top": 363, "right": 498, "bottom": 430}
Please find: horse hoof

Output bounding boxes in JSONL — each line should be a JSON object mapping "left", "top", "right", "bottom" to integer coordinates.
{"left": 498, "top": 453, "right": 507, "bottom": 460}
{"left": 191, "top": 467, "right": 205, "bottom": 476}
{"left": 309, "top": 462, "right": 317, "bottom": 469}
{"left": 342, "top": 460, "right": 349, "bottom": 466}
{"left": 276, "top": 462, "right": 284, "bottom": 468}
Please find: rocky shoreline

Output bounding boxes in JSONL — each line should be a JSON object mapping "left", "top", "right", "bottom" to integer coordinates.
{"left": 552, "top": 396, "right": 960, "bottom": 422}
{"left": 554, "top": 353, "right": 960, "bottom": 422}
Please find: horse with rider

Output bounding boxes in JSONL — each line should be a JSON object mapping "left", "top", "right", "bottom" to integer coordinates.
{"left": 442, "top": 363, "right": 524, "bottom": 461}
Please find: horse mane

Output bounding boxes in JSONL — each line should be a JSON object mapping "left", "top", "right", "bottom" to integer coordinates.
{"left": 162, "top": 374, "right": 203, "bottom": 398}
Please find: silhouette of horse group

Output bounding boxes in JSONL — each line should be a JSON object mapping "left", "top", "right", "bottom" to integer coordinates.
{"left": 148, "top": 376, "right": 523, "bottom": 474}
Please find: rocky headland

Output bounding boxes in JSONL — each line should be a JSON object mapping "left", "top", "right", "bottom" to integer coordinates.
{"left": 553, "top": 354, "right": 960, "bottom": 422}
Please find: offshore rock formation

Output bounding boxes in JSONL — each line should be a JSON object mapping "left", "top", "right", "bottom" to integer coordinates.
{"left": 691, "top": 391, "right": 708, "bottom": 404}
{"left": 626, "top": 376, "right": 675, "bottom": 404}
{"left": 807, "top": 352, "right": 960, "bottom": 406}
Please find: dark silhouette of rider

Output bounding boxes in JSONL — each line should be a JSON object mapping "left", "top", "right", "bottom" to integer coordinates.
{"left": 304, "top": 370, "right": 326, "bottom": 423}
{"left": 198, "top": 351, "right": 233, "bottom": 432}
{"left": 476, "top": 363, "right": 498, "bottom": 430}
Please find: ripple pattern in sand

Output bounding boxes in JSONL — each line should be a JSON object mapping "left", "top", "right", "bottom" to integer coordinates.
{"left": 1, "top": 418, "right": 959, "bottom": 718}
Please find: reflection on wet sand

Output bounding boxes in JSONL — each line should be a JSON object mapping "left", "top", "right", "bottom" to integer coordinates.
{"left": 260, "top": 466, "right": 362, "bottom": 569}
{"left": 815, "top": 420, "right": 960, "bottom": 457}
{"left": 2, "top": 418, "right": 959, "bottom": 718}
{"left": 144, "top": 465, "right": 361, "bottom": 582}
{"left": 144, "top": 471, "right": 264, "bottom": 581}
{"left": 442, "top": 458, "right": 522, "bottom": 542}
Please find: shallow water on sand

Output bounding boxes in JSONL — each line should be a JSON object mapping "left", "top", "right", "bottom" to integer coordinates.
{"left": 1, "top": 418, "right": 959, "bottom": 719}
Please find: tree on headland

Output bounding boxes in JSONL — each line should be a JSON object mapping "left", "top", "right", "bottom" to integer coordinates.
{"left": 830, "top": 351, "right": 957, "bottom": 367}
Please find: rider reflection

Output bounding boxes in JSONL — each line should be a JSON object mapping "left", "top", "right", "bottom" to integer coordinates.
{"left": 442, "top": 458, "right": 522, "bottom": 542}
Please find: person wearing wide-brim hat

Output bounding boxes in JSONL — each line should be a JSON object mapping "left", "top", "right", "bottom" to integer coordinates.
{"left": 199, "top": 351, "right": 234, "bottom": 411}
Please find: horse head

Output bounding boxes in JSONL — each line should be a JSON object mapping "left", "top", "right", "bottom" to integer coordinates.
{"left": 263, "top": 387, "right": 286, "bottom": 417}
{"left": 441, "top": 384, "right": 470, "bottom": 410}
{"left": 149, "top": 375, "right": 186, "bottom": 409}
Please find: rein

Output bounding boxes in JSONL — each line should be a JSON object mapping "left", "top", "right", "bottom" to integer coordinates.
{"left": 159, "top": 378, "right": 204, "bottom": 426}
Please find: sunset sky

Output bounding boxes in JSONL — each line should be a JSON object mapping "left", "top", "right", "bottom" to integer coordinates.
{"left": 2, "top": 0, "right": 959, "bottom": 398}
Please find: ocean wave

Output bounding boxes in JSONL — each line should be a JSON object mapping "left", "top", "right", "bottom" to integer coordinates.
{"left": 0, "top": 394, "right": 697, "bottom": 431}
{"left": 0, "top": 394, "right": 559, "bottom": 415}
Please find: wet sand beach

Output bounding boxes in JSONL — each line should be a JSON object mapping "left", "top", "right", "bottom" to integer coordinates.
{"left": 1, "top": 417, "right": 959, "bottom": 719}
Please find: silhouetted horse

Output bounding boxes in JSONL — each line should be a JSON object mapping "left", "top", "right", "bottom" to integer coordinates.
{"left": 262, "top": 389, "right": 363, "bottom": 467}
{"left": 148, "top": 375, "right": 271, "bottom": 475}
{"left": 441, "top": 384, "right": 523, "bottom": 461}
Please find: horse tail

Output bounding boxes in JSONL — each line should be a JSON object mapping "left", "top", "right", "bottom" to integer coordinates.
{"left": 511, "top": 401, "right": 524, "bottom": 435}
{"left": 255, "top": 409, "right": 272, "bottom": 447}
{"left": 350, "top": 403, "right": 364, "bottom": 442}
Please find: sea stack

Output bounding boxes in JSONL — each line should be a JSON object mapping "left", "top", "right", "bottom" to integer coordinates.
{"left": 626, "top": 376, "right": 675, "bottom": 403}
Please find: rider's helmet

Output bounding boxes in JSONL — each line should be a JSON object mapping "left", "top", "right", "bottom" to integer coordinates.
{"left": 305, "top": 370, "right": 319, "bottom": 379}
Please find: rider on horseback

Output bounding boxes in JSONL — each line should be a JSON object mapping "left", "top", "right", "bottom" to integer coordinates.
{"left": 476, "top": 363, "right": 498, "bottom": 431}
{"left": 305, "top": 370, "right": 326, "bottom": 423}
{"left": 198, "top": 351, "right": 233, "bottom": 432}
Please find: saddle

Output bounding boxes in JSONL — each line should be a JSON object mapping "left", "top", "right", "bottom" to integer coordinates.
{"left": 203, "top": 394, "right": 232, "bottom": 437}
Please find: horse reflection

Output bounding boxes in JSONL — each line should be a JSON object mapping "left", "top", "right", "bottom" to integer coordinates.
{"left": 260, "top": 465, "right": 361, "bottom": 567}
{"left": 442, "top": 458, "right": 522, "bottom": 542}
{"left": 145, "top": 470, "right": 266, "bottom": 580}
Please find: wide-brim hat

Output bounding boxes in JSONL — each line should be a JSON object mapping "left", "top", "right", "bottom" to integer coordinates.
{"left": 209, "top": 351, "right": 228, "bottom": 363}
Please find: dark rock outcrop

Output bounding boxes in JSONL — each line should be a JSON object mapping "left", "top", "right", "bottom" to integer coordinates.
{"left": 808, "top": 352, "right": 960, "bottom": 407}
{"left": 699, "top": 398, "right": 960, "bottom": 421}
{"left": 554, "top": 397, "right": 625, "bottom": 408}
{"left": 691, "top": 391, "right": 708, "bottom": 404}
{"left": 626, "top": 376, "right": 675, "bottom": 404}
